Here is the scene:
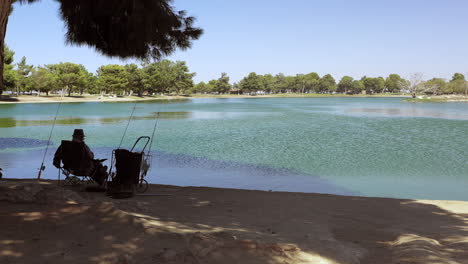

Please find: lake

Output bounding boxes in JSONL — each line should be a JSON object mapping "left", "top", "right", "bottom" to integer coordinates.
{"left": 1, "top": 97, "right": 467, "bottom": 200}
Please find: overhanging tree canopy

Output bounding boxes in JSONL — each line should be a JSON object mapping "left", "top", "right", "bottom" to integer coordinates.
{"left": 0, "top": 0, "right": 203, "bottom": 94}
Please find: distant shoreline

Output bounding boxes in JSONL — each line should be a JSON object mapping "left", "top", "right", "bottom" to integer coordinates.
{"left": 0, "top": 93, "right": 411, "bottom": 104}
{"left": 1, "top": 94, "right": 467, "bottom": 104}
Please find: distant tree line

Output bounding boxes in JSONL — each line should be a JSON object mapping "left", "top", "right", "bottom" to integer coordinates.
{"left": 3, "top": 46, "right": 197, "bottom": 97}
{"left": 234, "top": 72, "right": 468, "bottom": 97}
{"left": 2, "top": 46, "right": 468, "bottom": 97}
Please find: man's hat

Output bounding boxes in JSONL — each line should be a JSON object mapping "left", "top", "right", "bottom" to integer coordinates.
{"left": 72, "top": 129, "right": 85, "bottom": 137}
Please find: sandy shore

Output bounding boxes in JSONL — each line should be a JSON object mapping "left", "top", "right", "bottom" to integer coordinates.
{"left": 0, "top": 94, "right": 410, "bottom": 104}
{"left": 3, "top": 94, "right": 467, "bottom": 105}
{"left": 1, "top": 179, "right": 467, "bottom": 264}
{"left": 0, "top": 95, "right": 188, "bottom": 104}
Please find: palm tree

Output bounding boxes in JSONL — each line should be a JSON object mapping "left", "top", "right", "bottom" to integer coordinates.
{"left": 0, "top": 0, "right": 203, "bottom": 94}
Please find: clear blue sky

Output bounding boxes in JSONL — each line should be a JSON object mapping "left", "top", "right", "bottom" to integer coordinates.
{"left": 5, "top": 0, "right": 468, "bottom": 83}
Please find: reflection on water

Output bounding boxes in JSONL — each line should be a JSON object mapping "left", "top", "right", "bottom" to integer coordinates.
{"left": 0, "top": 112, "right": 192, "bottom": 127}
{"left": 105, "top": 98, "right": 191, "bottom": 104}
{"left": 346, "top": 107, "right": 468, "bottom": 120}
{"left": 153, "top": 111, "right": 192, "bottom": 119}
{"left": 0, "top": 117, "right": 89, "bottom": 128}
{"left": 0, "top": 111, "right": 270, "bottom": 128}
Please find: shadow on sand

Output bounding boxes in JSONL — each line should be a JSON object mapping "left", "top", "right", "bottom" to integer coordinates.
{"left": 0, "top": 180, "right": 467, "bottom": 264}
{"left": 0, "top": 95, "right": 19, "bottom": 102}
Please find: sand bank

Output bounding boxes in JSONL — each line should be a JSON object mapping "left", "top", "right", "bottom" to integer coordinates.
{"left": 0, "top": 95, "right": 186, "bottom": 104}
{"left": 1, "top": 179, "right": 467, "bottom": 264}
{"left": 0, "top": 94, "right": 409, "bottom": 104}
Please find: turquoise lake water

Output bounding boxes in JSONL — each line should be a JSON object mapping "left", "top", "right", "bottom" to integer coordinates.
{"left": 1, "top": 97, "right": 467, "bottom": 200}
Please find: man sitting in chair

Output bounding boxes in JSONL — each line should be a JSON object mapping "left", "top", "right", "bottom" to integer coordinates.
{"left": 53, "top": 129, "right": 108, "bottom": 186}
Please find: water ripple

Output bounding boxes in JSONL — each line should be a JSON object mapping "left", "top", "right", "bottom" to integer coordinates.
{"left": 0, "top": 138, "right": 51, "bottom": 150}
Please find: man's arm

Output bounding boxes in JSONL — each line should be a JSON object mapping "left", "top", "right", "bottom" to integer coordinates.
{"left": 84, "top": 144, "right": 95, "bottom": 160}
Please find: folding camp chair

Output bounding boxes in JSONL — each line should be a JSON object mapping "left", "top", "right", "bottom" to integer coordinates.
{"left": 107, "top": 136, "right": 152, "bottom": 198}
{"left": 57, "top": 140, "right": 107, "bottom": 187}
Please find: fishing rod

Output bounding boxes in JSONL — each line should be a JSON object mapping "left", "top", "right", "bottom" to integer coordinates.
{"left": 109, "top": 101, "right": 162, "bottom": 181}
{"left": 117, "top": 99, "right": 162, "bottom": 152}
{"left": 37, "top": 89, "right": 64, "bottom": 180}
{"left": 117, "top": 101, "right": 139, "bottom": 150}
{"left": 148, "top": 109, "right": 162, "bottom": 154}
{"left": 140, "top": 107, "right": 162, "bottom": 180}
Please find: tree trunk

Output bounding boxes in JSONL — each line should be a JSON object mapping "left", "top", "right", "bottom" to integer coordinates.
{"left": 0, "top": 0, "right": 12, "bottom": 95}
{"left": 465, "top": 81, "right": 467, "bottom": 97}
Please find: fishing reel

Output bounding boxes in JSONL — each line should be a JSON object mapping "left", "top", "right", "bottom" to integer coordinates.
{"left": 37, "top": 164, "right": 46, "bottom": 180}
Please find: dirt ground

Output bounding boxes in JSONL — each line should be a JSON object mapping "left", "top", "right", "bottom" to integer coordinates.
{"left": 1, "top": 179, "right": 467, "bottom": 264}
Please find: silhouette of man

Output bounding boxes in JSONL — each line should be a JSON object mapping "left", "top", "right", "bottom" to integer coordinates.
{"left": 53, "top": 129, "right": 107, "bottom": 185}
